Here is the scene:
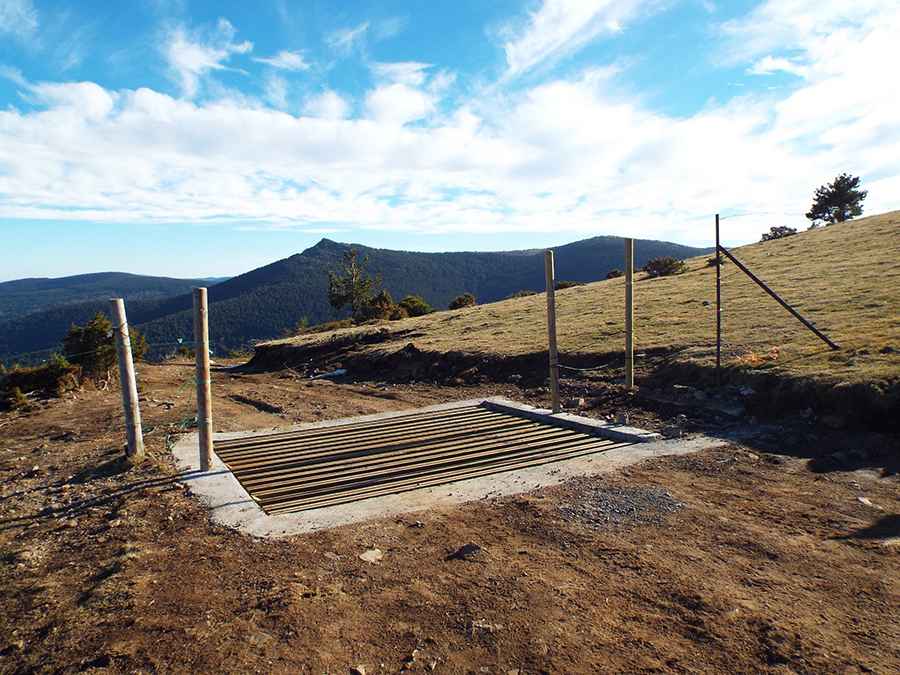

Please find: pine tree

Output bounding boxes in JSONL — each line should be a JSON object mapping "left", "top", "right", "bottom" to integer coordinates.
{"left": 805, "top": 173, "right": 867, "bottom": 226}
{"left": 327, "top": 249, "right": 380, "bottom": 322}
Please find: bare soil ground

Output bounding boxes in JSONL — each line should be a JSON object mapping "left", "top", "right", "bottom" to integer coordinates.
{"left": 1, "top": 362, "right": 898, "bottom": 674}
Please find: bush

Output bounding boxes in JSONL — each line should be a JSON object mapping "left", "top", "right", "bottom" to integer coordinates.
{"left": 359, "top": 290, "right": 398, "bottom": 321}
{"left": 606, "top": 269, "right": 623, "bottom": 279}
{"left": 760, "top": 226, "right": 798, "bottom": 241}
{"left": 388, "top": 305, "right": 409, "bottom": 320}
{"left": 63, "top": 312, "right": 116, "bottom": 379}
{"left": 508, "top": 290, "right": 537, "bottom": 298}
{"left": 6, "top": 386, "right": 30, "bottom": 410}
{"left": 555, "top": 280, "right": 583, "bottom": 290}
{"left": 176, "top": 345, "right": 195, "bottom": 358}
{"left": 0, "top": 353, "right": 80, "bottom": 409}
{"left": 399, "top": 294, "right": 433, "bottom": 317}
{"left": 448, "top": 293, "right": 476, "bottom": 310}
{"left": 643, "top": 256, "right": 686, "bottom": 278}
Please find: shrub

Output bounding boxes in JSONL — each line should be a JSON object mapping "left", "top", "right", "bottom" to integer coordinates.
{"left": 360, "top": 290, "right": 398, "bottom": 321}
{"left": 760, "top": 225, "right": 798, "bottom": 241}
{"left": 508, "top": 290, "right": 537, "bottom": 298}
{"left": 0, "top": 354, "right": 80, "bottom": 409}
{"left": 176, "top": 345, "right": 195, "bottom": 358}
{"left": 643, "top": 256, "right": 686, "bottom": 278}
{"left": 63, "top": 312, "right": 116, "bottom": 379}
{"left": 555, "top": 280, "right": 583, "bottom": 290}
{"left": 606, "top": 269, "right": 623, "bottom": 279}
{"left": 399, "top": 294, "right": 433, "bottom": 317}
{"left": 388, "top": 305, "right": 409, "bottom": 321}
{"left": 448, "top": 293, "right": 476, "bottom": 310}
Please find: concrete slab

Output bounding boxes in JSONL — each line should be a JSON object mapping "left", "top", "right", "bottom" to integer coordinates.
{"left": 170, "top": 398, "right": 721, "bottom": 538}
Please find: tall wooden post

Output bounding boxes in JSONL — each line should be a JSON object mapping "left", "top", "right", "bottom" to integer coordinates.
{"left": 110, "top": 298, "right": 145, "bottom": 461}
{"left": 715, "top": 214, "right": 722, "bottom": 384}
{"left": 193, "top": 287, "right": 213, "bottom": 471}
{"left": 624, "top": 238, "right": 635, "bottom": 390}
{"left": 544, "top": 250, "right": 561, "bottom": 414}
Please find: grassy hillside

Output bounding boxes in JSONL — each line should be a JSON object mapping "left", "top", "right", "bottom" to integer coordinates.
{"left": 260, "top": 211, "right": 900, "bottom": 387}
{"left": 0, "top": 235, "right": 708, "bottom": 363}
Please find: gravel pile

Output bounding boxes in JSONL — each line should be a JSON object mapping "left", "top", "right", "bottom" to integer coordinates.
{"left": 558, "top": 484, "right": 684, "bottom": 530}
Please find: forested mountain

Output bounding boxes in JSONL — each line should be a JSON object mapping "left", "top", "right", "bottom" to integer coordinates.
{"left": 0, "top": 272, "right": 214, "bottom": 322}
{"left": 0, "top": 237, "right": 709, "bottom": 362}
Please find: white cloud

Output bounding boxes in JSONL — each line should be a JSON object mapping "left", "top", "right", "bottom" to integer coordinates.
{"left": 371, "top": 61, "right": 431, "bottom": 86}
{"left": 263, "top": 73, "right": 288, "bottom": 110}
{"left": 327, "top": 22, "right": 368, "bottom": 55}
{"left": 0, "top": 0, "right": 37, "bottom": 39}
{"left": 253, "top": 50, "right": 309, "bottom": 71}
{"left": 303, "top": 90, "right": 350, "bottom": 119}
{"left": 0, "top": 4, "right": 899, "bottom": 247}
{"left": 500, "top": 0, "right": 656, "bottom": 78}
{"left": 364, "top": 83, "right": 434, "bottom": 125}
{"left": 748, "top": 56, "right": 808, "bottom": 78}
{"left": 162, "top": 18, "right": 253, "bottom": 97}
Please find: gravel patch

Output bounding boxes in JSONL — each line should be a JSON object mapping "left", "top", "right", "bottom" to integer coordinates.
{"left": 558, "top": 483, "right": 684, "bottom": 530}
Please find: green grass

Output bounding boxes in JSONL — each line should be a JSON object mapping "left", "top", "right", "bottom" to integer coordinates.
{"left": 262, "top": 211, "right": 900, "bottom": 385}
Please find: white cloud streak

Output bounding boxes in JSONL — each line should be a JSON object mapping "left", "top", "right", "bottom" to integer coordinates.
{"left": 253, "top": 50, "right": 309, "bottom": 71}
{"left": 500, "top": 0, "right": 656, "bottom": 78}
{"left": 162, "top": 18, "right": 252, "bottom": 98}
{"left": 326, "top": 22, "right": 368, "bottom": 55}
{"left": 0, "top": 0, "right": 37, "bottom": 40}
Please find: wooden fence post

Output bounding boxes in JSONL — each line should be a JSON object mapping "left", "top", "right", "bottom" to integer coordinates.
{"left": 193, "top": 288, "right": 213, "bottom": 471}
{"left": 110, "top": 298, "right": 145, "bottom": 461}
{"left": 625, "top": 238, "right": 635, "bottom": 389}
{"left": 544, "top": 250, "right": 561, "bottom": 413}
{"left": 715, "top": 214, "right": 722, "bottom": 384}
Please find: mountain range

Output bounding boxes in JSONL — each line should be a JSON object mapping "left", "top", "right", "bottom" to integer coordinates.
{"left": 0, "top": 236, "right": 710, "bottom": 363}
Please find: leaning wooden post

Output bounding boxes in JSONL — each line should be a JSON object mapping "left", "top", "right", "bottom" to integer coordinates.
{"left": 193, "top": 287, "right": 213, "bottom": 471}
{"left": 110, "top": 298, "right": 145, "bottom": 461}
{"left": 544, "top": 250, "right": 561, "bottom": 413}
{"left": 624, "top": 238, "right": 635, "bottom": 390}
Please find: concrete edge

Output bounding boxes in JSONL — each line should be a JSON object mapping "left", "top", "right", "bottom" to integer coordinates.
{"left": 480, "top": 397, "right": 663, "bottom": 443}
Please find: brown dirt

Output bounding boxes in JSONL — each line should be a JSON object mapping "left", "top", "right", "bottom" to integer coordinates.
{"left": 1, "top": 362, "right": 898, "bottom": 674}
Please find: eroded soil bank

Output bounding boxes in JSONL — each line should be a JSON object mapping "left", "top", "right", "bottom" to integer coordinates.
{"left": 249, "top": 338, "right": 900, "bottom": 432}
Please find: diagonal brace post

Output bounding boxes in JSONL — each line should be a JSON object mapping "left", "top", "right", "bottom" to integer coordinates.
{"left": 717, "top": 244, "right": 840, "bottom": 351}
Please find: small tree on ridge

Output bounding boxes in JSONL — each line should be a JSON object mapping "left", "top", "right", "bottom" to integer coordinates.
{"left": 805, "top": 173, "right": 867, "bottom": 226}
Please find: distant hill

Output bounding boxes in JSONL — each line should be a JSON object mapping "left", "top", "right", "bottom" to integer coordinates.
{"left": 0, "top": 236, "right": 709, "bottom": 362}
{"left": 0, "top": 272, "right": 213, "bottom": 322}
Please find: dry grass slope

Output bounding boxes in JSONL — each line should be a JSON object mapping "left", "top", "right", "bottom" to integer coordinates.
{"left": 262, "top": 211, "right": 900, "bottom": 385}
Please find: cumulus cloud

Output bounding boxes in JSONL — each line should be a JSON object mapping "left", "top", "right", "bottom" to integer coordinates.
{"left": 163, "top": 18, "right": 253, "bottom": 97}
{"left": 0, "top": 3, "right": 898, "bottom": 247}
{"left": 303, "top": 90, "right": 350, "bottom": 119}
{"left": 0, "top": 0, "right": 38, "bottom": 40}
{"left": 253, "top": 50, "right": 309, "bottom": 71}
{"left": 364, "top": 83, "right": 434, "bottom": 125}
{"left": 747, "top": 56, "right": 808, "bottom": 78}
{"left": 500, "top": 0, "right": 656, "bottom": 78}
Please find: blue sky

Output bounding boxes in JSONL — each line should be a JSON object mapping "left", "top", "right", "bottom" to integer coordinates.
{"left": 1, "top": 0, "right": 899, "bottom": 281}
